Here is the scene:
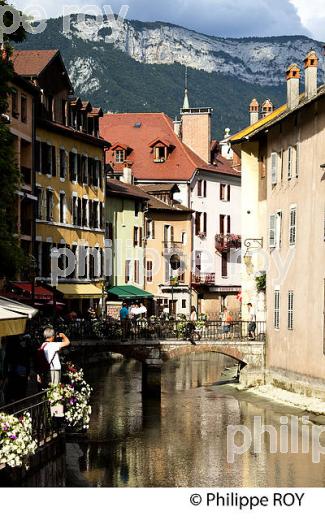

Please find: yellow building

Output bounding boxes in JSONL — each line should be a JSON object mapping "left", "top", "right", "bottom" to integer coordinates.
{"left": 7, "top": 72, "right": 39, "bottom": 264}
{"left": 12, "top": 50, "right": 110, "bottom": 313}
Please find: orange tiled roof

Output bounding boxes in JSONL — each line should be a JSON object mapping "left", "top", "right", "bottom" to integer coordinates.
{"left": 100, "top": 112, "right": 239, "bottom": 182}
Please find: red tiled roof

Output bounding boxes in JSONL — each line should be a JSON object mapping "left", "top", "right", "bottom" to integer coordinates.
{"left": 12, "top": 49, "right": 59, "bottom": 76}
{"left": 100, "top": 113, "right": 239, "bottom": 181}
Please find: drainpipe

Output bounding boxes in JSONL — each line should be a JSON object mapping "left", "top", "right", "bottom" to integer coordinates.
{"left": 31, "top": 94, "right": 37, "bottom": 306}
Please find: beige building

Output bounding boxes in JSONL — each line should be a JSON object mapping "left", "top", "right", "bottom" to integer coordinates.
{"left": 140, "top": 184, "right": 194, "bottom": 316}
{"left": 231, "top": 50, "right": 325, "bottom": 396}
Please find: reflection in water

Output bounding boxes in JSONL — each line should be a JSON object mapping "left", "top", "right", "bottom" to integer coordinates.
{"left": 77, "top": 353, "right": 325, "bottom": 488}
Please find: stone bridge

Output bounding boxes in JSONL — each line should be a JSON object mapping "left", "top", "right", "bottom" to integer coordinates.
{"left": 71, "top": 339, "right": 265, "bottom": 394}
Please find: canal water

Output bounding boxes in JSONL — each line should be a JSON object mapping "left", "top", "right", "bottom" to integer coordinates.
{"left": 71, "top": 353, "right": 325, "bottom": 487}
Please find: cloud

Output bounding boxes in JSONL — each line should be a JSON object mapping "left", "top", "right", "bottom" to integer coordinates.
{"left": 11, "top": 0, "right": 313, "bottom": 38}
{"left": 290, "top": 0, "right": 325, "bottom": 40}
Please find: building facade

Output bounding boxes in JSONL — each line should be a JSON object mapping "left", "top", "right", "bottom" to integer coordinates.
{"left": 12, "top": 50, "right": 110, "bottom": 313}
{"left": 231, "top": 50, "right": 325, "bottom": 395}
{"left": 100, "top": 105, "right": 241, "bottom": 318}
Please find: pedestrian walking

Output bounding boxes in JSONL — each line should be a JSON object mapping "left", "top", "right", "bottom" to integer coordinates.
{"left": 247, "top": 303, "right": 257, "bottom": 340}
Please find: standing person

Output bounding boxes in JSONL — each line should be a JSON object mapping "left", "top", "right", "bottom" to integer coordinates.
{"left": 222, "top": 307, "right": 233, "bottom": 334}
{"left": 138, "top": 302, "right": 147, "bottom": 318}
{"left": 120, "top": 302, "right": 129, "bottom": 341}
{"left": 190, "top": 306, "right": 198, "bottom": 322}
{"left": 38, "top": 328, "right": 70, "bottom": 386}
{"left": 247, "top": 303, "right": 257, "bottom": 340}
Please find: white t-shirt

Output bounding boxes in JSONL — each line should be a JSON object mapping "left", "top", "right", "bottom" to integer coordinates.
{"left": 43, "top": 342, "right": 62, "bottom": 370}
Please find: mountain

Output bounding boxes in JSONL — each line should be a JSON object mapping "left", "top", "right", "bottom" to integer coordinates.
{"left": 15, "top": 16, "right": 323, "bottom": 138}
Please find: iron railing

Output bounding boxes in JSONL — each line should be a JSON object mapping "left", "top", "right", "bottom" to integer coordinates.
{"left": 30, "top": 318, "right": 266, "bottom": 343}
{"left": 0, "top": 391, "right": 60, "bottom": 448}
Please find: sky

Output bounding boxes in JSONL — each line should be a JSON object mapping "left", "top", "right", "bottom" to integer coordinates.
{"left": 11, "top": 0, "right": 325, "bottom": 40}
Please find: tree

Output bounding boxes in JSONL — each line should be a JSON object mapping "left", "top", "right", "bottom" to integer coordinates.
{"left": 0, "top": 0, "right": 27, "bottom": 278}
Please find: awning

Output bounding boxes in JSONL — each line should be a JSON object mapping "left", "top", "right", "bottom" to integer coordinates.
{"left": 0, "top": 297, "right": 38, "bottom": 319}
{"left": 9, "top": 282, "right": 53, "bottom": 301}
{"left": 55, "top": 283, "right": 103, "bottom": 300}
{"left": 0, "top": 297, "right": 38, "bottom": 337}
{"left": 107, "top": 285, "right": 154, "bottom": 300}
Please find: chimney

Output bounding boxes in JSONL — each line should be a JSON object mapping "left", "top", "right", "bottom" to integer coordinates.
{"left": 173, "top": 117, "right": 182, "bottom": 137}
{"left": 122, "top": 166, "right": 133, "bottom": 185}
{"left": 286, "top": 64, "right": 300, "bottom": 110}
{"left": 261, "top": 99, "right": 274, "bottom": 119}
{"left": 181, "top": 107, "right": 212, "bottom": 164}
{"left": 304, "top": 50, "right": 318, "bottom": 99}
{"left": 249, "top": 98, "right": 259, "bottom": 125}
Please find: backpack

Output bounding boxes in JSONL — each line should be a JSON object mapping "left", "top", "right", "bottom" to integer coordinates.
{"left": 35, "top": 342, "right": 56, "bottom": 374}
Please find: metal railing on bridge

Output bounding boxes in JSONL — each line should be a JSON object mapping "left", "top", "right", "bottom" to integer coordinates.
{"left": 30, "top": 318, "right": 266, "bottom": 343}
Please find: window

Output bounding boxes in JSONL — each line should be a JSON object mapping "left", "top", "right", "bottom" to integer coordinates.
{"left": 60, "top": 149, "right": 67, "bottom": 179}
{"left": 46, "top": 190, "right": 54, "bottom": 221}
{"left": 289, "top": 206, "right": 297, "bottom": 246}
{"left": 115, "top": 150, "right": 125, "bottom": 163}
{"left": 146, "top": 261, "right": 153, "bottom": 283}
{"left": 69, "top": 152, "right": 77, "bottom": 182}
{"left": 59, "top": 193, "right": 66, "bottom": 224}
{"left": 227, "top": 215, "right": 231, "bottom": 234}
{"left": 154, "top": 146, "right": 167, "bottom": 162}
{"left": 288, "top": 291, "right": 294, "bottom": 330}
{"left": 134, "top": 226, "right": 139, "bottom": 246}
{"left": 220, "top": 184, "right": 231, "bottom": 201}
{"left": 274, "top": 290, "right": 280, "bottom": 329}
{"left": 72, "top": 197, "right": 78, "bottom": 226}
{"left": 181, "top": 232, "right": 187, "bottom": 245}
{"left": 82, "top": 198, "right": 88, "bottom": 227}
{"left": 198, "top": 180, "right": 207, "bottom": 197}
{"left": 182, "top": 300, "right": 186, "bottom": 309}
{"left": 105, "top": 222, "right": 113, "bottom": 240}
{"left": 11, "top": 89, "right": 18, "bottom": 118}
{"left": 125, "top": 260, "right": 131, "bottom": 283}
{"left": 81, "top": 155, "right": 88, "bottom": 184}
{"left": 221, "top": 252, "right": 228, "bottom": 278}
{"left": 21, "top": 95, "right": 27, "bottom": 123}
{"left": 271, "top": 152, "right": 278, "bottom": 186}
{"left": 203, "top": 212, "right": 207, "bottom": 235}
{"left": 275, "top": 211, "right": 282, "bottom": 248}
{"left": 135, "top": 202, "right": 140, "bottom": 217}
{"left": 195, "top": 212, "right": 201, "bottom": 235}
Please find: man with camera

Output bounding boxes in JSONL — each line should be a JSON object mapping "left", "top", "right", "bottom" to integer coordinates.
{"left": 39, "top": 328, "right": 71, "bottom": 385}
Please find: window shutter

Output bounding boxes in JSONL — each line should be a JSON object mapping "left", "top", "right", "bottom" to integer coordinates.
{"left": 152, "top": 220, "right": 155, "bottom": 240}
{"left": 288, "top": 146, "right": 292, "bottom": 180}
{"left": 295, "top": 143, "right": 300, "bottom": 178}
{"left": 269, "top": 214, "right": 276, "bottom": 247}
{"left": 77, "top": 154, "right": 81, "bottom": 183}
{"left": 40, "top": 189, "right": 46, "bottom": 220}
{"left": 197, "top": 181, "right": 202, "bottom": 197}
{"left": 170, "top": 226, "right": 174, "bottom": 242}
{"left": 51, "top": 146, "right": 56, "bottom": 177}
{"left": 227, "top": 185, "right": 231, "bottom": 201}
{"left": 274, "top": 290, "right": 280, "bottom": 329}
{"left": 139, "top": 227, "right": 143, "bottom": 245}
{"left": 227, "top": 216, "right": 231, "bottom": 234}
{"left": 289, "top": 207, "right": 297, "bottom": 246}
{"left": 203, "top": 213, "right": 207, "bottom": 234}
{"left": 203, "top": 181, "right": 207, "bottom": 198}
{"left": 271, "top": 152, "right": 278, "bottom": 185}
{"left": 288, "top": 291, "right": 294, "bottom": 330}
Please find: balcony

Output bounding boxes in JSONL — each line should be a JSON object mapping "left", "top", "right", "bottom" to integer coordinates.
{"left": 191, "top": 272, "right": 216, "bottom": 285}
{"left": 162, "top": 241, "right": 184, "bottom": 254}
{"left": 21, "top": 166, "right": 32, "bottom": 186}
{"left": 215, "top": 234, "right": 241, "bottom": 253}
